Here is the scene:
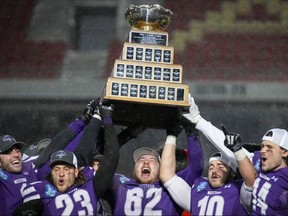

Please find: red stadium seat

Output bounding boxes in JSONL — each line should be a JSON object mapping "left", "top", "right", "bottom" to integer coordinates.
{"left": 164, "top": 0, "right": 288, "bottom": 81}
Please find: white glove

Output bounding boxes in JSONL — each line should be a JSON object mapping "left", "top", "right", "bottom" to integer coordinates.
{"left": 182, "top": 95, "right": 202, "bottom": 124}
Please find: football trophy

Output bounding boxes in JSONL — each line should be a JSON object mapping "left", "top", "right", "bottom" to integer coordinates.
{"left": 103, "top": 4, "right": 190, "bottom": 128}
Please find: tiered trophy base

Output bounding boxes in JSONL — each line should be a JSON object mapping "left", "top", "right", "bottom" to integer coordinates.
{"left": 103, "top": 77, "right": 190, "bottom": 129}
{"left": 103, "top": 100, "right": 186, "bottom": 129}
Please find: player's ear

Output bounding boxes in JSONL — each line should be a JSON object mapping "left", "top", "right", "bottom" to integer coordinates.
{"left": 74, "top": 168, "right": 79, "bottom": 177}
{"left": 229, "top": 169, "right": 236, "bottom": 179}
{"left": 282, "top": 149, "right": 288, "bottom": 158}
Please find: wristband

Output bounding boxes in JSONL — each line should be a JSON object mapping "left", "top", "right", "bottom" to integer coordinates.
{"left": 165, "top": 135, "right": 177, "bottom": 145}
{"left": 93, "top": 113, "right": 102, "bottom": 121}
{"left": 234, "top": 149, "right": 246, "bottom": 161}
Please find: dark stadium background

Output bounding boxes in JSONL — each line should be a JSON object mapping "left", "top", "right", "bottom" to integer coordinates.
{"left": 1, "top": 0, "right": 288, "bottom": 177}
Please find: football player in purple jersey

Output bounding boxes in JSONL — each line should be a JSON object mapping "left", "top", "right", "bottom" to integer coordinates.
{"left": 13, "top": 103, "right": 119, "bottom": 216}
{"left": 180, "top": 95, "right": 260, "bottom": 184}
{"left": 233, "top": 128, "right": 288, "bottom": 215}
{"left": 102, "top": 112, "right": 204, "bottom": 216}
{"left": 160, "top": 143, "right": 254, "bottom": 215}
{"left": 159, "top": 96, "right": 256, "bottom": 216}
{"left": 181, "top": 96, "right": 254, "bottom": 167}
{"left": 179, "top": 95, "right": 288, "bottom": 215}
{"left": 0, "top": 100, "right": 97, "bottom": 215}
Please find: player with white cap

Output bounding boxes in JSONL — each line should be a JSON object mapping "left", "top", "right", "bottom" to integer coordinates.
{"left": 248, "top": 128, "right": 288, "bottom": 215}
{"left": 183, "top": 93, "right": 288, "bottom": 215}
{"left": 160, "top": 137, "right": 253, "bottom": 215}
{"left": 159, "top": 95, "right": 256, "bottom": 215}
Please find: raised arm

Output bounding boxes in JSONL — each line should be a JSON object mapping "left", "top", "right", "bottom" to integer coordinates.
{"left": 222, "top": 126, "right": 256, "bottom": 212}
{"left": 74, "top": 113, "right": 103, "bottom": 168}
{"left": 222, "top": 126, "right": 257, "bottom": 187}
{"left": 159, "top": 131, "right": 177, "bottom": 183}
{"left": 93, "top": 103, "right": 119, "bottom": 198}
{"left": 33, "top": 100, "right": 96, "bottom": 168}
{"left": 177, "top": 117, "right": 204, "bottom": 185}
{"left": 159, "top": 114, "right": 191, "bottom": 211}
{"left": 183, "top": 96, "right": 253, "bottom": 170}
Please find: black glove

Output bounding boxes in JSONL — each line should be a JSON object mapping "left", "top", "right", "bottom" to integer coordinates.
{"left": 166, "top": 109, "right": 183, "bottom": 137}
{"left": 79, "top": 100, "right": 97, "bottom": 124}
{"left": 13, "top": 199, "right": 44, "bottom": 216}
{"left": 99, "top": 103, "right": 114, "bottom": 118}
{"left": 222, "top": 125, "right": 242, "bottom": 152}
{"left": 180, "top": 115, "right": 198, "bottom": 136}
{"left": 93, "top": 98, "right": 101, "bottom": 117}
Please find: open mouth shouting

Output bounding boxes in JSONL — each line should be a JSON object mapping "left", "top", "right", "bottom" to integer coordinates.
{"left": 141, "top": 167, "right": 151, "bottom": 178}
{"left": 58, "top": 178, "right": 65, "bottom": 186}
{"left": 261, "top": 156, "right": 267, "bottom": 164}
{"left": 261, "top": 154, "right": 268, "bottom": 169}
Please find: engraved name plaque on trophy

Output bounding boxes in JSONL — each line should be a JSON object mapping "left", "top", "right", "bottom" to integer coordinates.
{"left": 103, "top": 4, "right": 190, "bottom": 128}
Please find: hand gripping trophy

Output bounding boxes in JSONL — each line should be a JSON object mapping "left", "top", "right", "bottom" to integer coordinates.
{"left": 103, "top": 4, "right": 190, "bottom": 129}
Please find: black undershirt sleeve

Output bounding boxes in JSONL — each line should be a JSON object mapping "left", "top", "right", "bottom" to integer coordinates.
{"left": 33, "top": 123, "right": 80, "bottom": 168}
{"left": 93, "top": 119, "right": 119, "bottom": 198}
{"left": 74, "top": 117, "right": 102, "bottom": 167}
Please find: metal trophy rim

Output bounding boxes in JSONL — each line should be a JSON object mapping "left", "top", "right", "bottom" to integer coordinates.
{"left": 125, "top": 4, "right": 173, "bottom": 31}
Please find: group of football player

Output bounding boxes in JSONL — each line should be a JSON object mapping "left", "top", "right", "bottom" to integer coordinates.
{"left": 0, "top": 96, "right": 287, "bottom": 216}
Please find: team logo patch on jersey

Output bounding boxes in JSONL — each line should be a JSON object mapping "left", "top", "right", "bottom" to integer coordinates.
{"left": 119, "top": 175, "right": 130, "bottom": 184}
{"left": 197, "top": 181, "right": 208, "bottom": 192}
{"left": 255, "top": 159, "right": 261, "bottom": 172}
{"left": 0, "top": 170, "right": 8, "bottom": 180}
{"left": 45, "top": 184, "right": 57, "bottom": 197}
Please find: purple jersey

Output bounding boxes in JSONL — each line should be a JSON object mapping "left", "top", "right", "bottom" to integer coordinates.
{"left": 21, "top": 167, "right": 99, "bottom": 215}
{"left": 177, "top": 135, "right": 204, "bottom": 186}
{"left": 251, "top": 167, "right": 288, "bottom": 215}
{"left": 252, "top": 151, "right": 261, "bottom": 172}
{"left": 111, "top": 174, "right": 182, "bottom": 215}
{"left": 0, "top": 119, "right": 86, "bottom": 215}
{"left": 0, "top": 161, "right": 38, "bottom": 215}
{"left": 191, "top": 177, "right": 249, "bottom": 216}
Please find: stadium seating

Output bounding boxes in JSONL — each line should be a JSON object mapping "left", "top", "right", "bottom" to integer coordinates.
{"left": 105, "top": 0, "right": 286, "bottom": 81}
{"left": 0, "top": 0, "right": 66, "bottom": 79}
{"left": 1, "top": 0, "right": 287, "bottom": 81}
{"left": 163, "top": 0, "right": 288, "bottom": 81}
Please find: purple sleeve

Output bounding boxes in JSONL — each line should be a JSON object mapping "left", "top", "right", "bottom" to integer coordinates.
{"left": 36, "top": 131, "right": 84, "bottom": 179}
{"left": 177, "top": 134, "right": 204, "bottom": 186}
{"left": 69, "top": 118, "right": 86, "bottom": 134}
{"left": 33, "top": 118, "right": 86, "bottom": 170}
{"left": 102, "top": 116, "right": 113, "bottom": 125}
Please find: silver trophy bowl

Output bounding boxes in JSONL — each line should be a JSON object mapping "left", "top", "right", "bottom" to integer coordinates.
{"left": 125, "top": 4, "right": 173, "bottom": 31}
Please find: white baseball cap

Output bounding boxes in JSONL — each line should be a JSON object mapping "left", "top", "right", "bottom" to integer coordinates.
{"left": 262, "top": 128, "right": 288, "bottom": 150}
{"left": 209, "top": 152, "right": 237, "bottom": 172}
